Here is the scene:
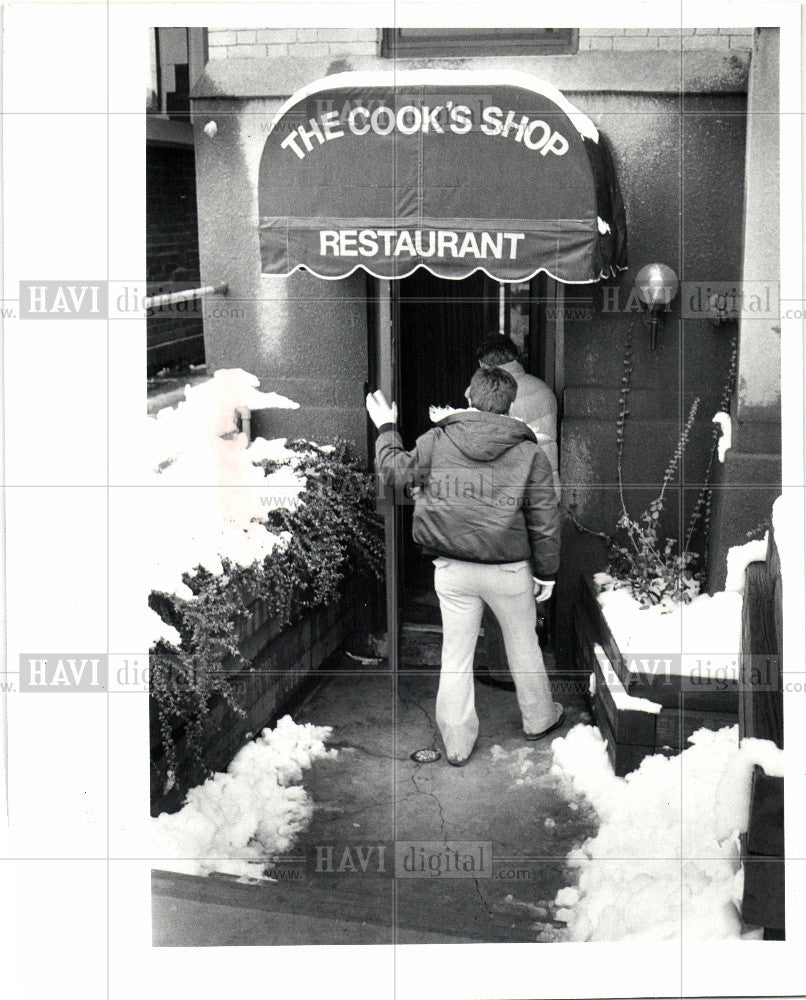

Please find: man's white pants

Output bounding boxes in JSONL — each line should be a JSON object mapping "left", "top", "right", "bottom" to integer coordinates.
{"left": 433, "top": 557, "right": 556, "bottom": 760}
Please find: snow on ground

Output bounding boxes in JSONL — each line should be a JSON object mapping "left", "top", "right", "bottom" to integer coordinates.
{"left": 152, "top": 716, "right": 335, "bottom": 880}
{"left": 550, "top": 724, "right": 773, "bottom": 941}
{"left": 489, "top": 744, "right": 540, "bottom": 788}
{"left": 147, "top": 370, "right": 309, "bottom": 642}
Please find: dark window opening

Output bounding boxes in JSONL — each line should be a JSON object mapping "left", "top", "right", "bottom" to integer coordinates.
{"left": 147, "top": 27, "right": 208, "bottom": 121}
{"left": 381, "top": 28, "right": 578, "bottom": 58}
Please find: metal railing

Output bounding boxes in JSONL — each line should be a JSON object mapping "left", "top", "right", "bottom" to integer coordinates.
{"left": 144, "top": 282, "right": 228, "bottom": 311}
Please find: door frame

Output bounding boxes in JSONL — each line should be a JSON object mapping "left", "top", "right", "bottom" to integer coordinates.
{"left": 369, "top": 278, "right": 401, "bottom": 670}
{"left": 370, "top": 274, "right": 565, "bottom": 670}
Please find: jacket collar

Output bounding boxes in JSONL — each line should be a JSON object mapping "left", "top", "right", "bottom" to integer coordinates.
{"left": 436, "top": 407, "right": 537, "bottom": 443}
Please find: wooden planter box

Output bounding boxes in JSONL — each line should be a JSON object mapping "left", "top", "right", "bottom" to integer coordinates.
{"left": 150, "top": 572, "right": 375, "bottom": 814}
{"left": 572, "top": 574, "right": 739, "bottom": 776}
{"left": 740, "top": 765, "right": 784, "bottom": 936}
{"left": 738, "top": 528, "right": 784, "bottom": 937}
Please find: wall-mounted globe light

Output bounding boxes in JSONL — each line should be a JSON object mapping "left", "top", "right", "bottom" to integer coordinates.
{"left": 634, "top": 263, "right": 679, "bottom": 350}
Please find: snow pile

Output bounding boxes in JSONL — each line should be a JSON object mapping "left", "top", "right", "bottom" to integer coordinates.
{"left": 712, "top": 736, "right": 785, "bottom": 842}
{"left": 147, "top": 370, "right": 309, "bottom": 637}
{"left": 595, "top": 578, "right": 742, "bottom": 679}
{"left": 724, "top": 534, "right": 768, "bottom": 594}
{"left": 551, "top": 724, "right": 770, "bottom": 941}
{"left": 739, "top": 737, "right": 784, "bottom": 778}
{"left": 147, "top": 370, "right": 304, "bottom": 509}
{"left": 147, "top": 368, "right": 298, "bottom": 473}
{"left": 152, "top": 716, "right": 335, "bottom": 880}
{"left": 244, "top": 435, "right": 297, "bottom": 466}
{"left": 592, "top": 645, "right": 661, "bottom": 714}
{"left": 594, "top": 523, "right": 774, "bottom": 680}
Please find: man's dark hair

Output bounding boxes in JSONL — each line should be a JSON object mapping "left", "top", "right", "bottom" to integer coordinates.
{"left": 477, "top": 334, "right": 520, "bottom": 368}
{"left": 468, "top": 366, "right": 517, "bottom": 415}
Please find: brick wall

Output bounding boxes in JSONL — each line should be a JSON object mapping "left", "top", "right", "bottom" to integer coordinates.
{"left": 207, "top": 26, "right": 754, "bottom": 60}
{"left": 208, "top": 26, "right": 379, "bottom": 60}
{"left": 578, "top": 28, "right": 754, "bottom": 50}
{"left": 146, "top": 143, "right": 205, "bottom": 373}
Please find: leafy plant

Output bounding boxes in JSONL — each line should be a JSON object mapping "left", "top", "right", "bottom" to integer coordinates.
{"left": 569, "top": 334, "right": 736, "bottom": 608}
{"left": 610, "top": 386, "right": 701, "bottom": 606}
{"left": 149, "top": 440, "right": 383, "bottom": 783}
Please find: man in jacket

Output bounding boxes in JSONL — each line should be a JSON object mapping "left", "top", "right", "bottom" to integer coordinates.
{"left": 367, "top": 367, "right": 563, "bottom": 767}
{"left": 468, "top": 336, "right": 561, "bottom": 684}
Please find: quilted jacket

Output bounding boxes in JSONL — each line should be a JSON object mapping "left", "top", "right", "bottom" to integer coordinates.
{"left": 375, "top": 409, "right": 560, "bottom": 580}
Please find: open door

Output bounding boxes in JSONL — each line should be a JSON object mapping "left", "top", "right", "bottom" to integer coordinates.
{"left": 396, "top": 273, "right": 565, "bottom": 606}
{"left": 369, "top": 271, "right": 566, "bottom": 671}
{"left": 367, "top": 277, "right": 402, "bottom": 669}
{"left": 397, "top": 270, "right": 499, "bottom": 599}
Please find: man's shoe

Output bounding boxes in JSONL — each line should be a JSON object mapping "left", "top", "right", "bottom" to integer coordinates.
{"left": 524, "top": 705, "right": 565, "bottom": 741}
{"left": 446, "top": 747, "right": 474, "bottom": 767}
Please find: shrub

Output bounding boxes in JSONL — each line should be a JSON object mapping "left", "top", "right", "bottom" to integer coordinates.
{"left": 149, "top": 440, "right": 382, "bottom": 783}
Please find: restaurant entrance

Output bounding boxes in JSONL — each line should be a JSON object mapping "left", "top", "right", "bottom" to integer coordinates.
{"left": 395, "top": 269, "right": 561, "bottom": 601}
{"left": 369, "top": 269, "right": 564, "bottom": 666}
{"left": 259, "top": 71, "right": 626, "bottom": 671}
{"left": 397, "top": 269, "right": 498, "bottom": 597}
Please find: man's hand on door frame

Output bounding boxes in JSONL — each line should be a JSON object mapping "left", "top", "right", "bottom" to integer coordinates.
{"left": 366, "top": 390, "right": 398, "bottom": 429}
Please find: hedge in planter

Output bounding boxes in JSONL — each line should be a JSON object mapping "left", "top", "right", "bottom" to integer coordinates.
{"left": 149, "top": 440, "right": 383, "bottom": 791}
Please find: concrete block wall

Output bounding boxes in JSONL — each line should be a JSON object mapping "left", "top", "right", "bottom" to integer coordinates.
{"left": 705, "top": 28, "right": 781, "bottom": 594}
{"left": 207, "top": 26, "right": 754, "bottom": 61}
{"left": 191, "top": 88, "right": 371, "bottom": 450}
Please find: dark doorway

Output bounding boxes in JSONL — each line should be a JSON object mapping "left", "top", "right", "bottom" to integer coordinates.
{"left": 398, "top": 269, "right": 498, "bottom": 443}
{"left": 396, "top": 269, "right": 558, "bottom": 599}
{"left": 397, "top": 270, "right": 498, "bottom": 596}
{"left": 367, "top": 269, "right": 562, "bottom": 650}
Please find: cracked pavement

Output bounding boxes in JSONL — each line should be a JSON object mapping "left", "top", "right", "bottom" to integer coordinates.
{"left": 284, "top": 654, "right": 599, "bottom": 943}
{"left": 153, "top": 652, "right": 600, "bottom": 946}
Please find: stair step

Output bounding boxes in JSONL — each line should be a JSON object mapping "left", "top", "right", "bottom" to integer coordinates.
{"left": 401, "top": 622, "right": 486, "bottom": 637}
{"left": 401, "top": 621, "right": 442, "bottom": 635}
{"left": 399, "top": 622, "right": 487, "bottom": 667}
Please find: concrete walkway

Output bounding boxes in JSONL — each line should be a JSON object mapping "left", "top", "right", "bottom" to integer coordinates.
{"left": 153, "top": 652, "right": 598, "bottom": 946}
